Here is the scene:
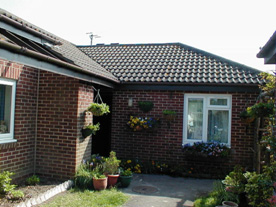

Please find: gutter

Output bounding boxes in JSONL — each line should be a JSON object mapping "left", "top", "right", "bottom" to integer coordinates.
{"left": 0, "top": 39, "right": 119, "bottom": 84}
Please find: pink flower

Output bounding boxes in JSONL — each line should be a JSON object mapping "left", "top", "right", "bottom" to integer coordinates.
{"left": 268, "top": 195, "right": 276, "bottom": 205}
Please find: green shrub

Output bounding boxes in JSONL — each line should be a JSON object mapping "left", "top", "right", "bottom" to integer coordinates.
{"left": 25, "top": 175, "right": 40, "bottom": 186}
{"left": 0, "top": 171, "right": 16, "bottom": 194}
{"left": 6, "top": 190, "right": 25, "bottom": 201}
{"left": 74, "top": 164, "right": 94, "bottom": 189}
{"left": 194, "top": 181, "right": 238, "bottom": 207}
{"left": 245, "top": 172, "right": 274, "bottom": 207}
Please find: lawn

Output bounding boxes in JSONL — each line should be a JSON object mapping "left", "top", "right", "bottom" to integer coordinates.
{"left": 40, "top": 188, "right": 129, "bottom": 207}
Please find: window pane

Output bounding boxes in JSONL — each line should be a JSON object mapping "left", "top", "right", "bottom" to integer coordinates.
{"left": 210, "top": 98, "right": 227, "bottom": 106}
{"left": 207, "top": 110, "right": 229, "bottom": 143}
{"left": 0, "top": 84, "right": 11, "bottom": 134}
{"left": 187, "top": 98, "right": 203, "bottom": 140}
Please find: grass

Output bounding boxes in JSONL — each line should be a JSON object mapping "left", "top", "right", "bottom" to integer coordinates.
{"left": 40, "top": 188, "right": 129, "bottom": 207}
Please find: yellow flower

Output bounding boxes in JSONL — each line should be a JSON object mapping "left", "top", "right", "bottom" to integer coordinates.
{"left": 127, "top": 168, "right": 131, "bottom": 171}
{"left": 127, "top": 160, "right": 132, "bottom": 164}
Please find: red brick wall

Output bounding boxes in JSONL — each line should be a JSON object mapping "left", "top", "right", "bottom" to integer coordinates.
{"left": 111, "top": 89, "right": 258, "bottom": 177}
{"left": 0, "top": 59, "right": 94, "bottom": 180}
{"left": 76, "top": 82, "right": 94, "bottom": 170}
{"left": 0, "top": 59, "right": 38, "bottom": 179}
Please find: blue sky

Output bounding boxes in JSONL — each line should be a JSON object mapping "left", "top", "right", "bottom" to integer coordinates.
{"left": 1, "top": 0, "right": 276, "bottom": 73}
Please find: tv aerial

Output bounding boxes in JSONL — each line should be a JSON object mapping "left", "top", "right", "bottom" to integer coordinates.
{"left": 86, "top": 32, "right": 101, "bottom": 45}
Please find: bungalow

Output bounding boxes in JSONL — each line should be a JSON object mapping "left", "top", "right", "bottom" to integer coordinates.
{"left": 79, "top": 43, "right": 262, "bottom": 176}
{"left": 0, "top": 8, "right": 119, "bottom": 180}
{"left": 0, "top": 7, "right": 264, "bottom": 180}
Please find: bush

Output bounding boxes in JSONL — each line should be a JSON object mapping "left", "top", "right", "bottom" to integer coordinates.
{"left": 74, "top": 164, "right": 94, "bottom": 189}
{"left": 0, "top": 171, "right": 16, "bottom": 194}
{"left": 6, "top": 190, "right": 24, "bottom": 201}
{"left": 194, "top": 181, "right": 238, "bottom": 207}
{"left": 25, "top": 175, "right": 40, "bottom": 186}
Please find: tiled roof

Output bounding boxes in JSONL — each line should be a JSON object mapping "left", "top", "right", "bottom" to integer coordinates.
{"left": 78, "top": 43, "right": 262, "bottom": 85}
{"left": 0, "top": 9, "right": 118, "bottom": 83}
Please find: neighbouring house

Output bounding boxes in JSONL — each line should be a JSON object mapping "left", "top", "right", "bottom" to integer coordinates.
{"left": 79, "top": 43, "right": 263, "bottom": 177}
{"left": 0, "top": 8, "right": 265, "bottom": 180}
{"left": 0, "top": 8, "right": 119, "bottom": 180}
{"left": 257, "top": 30, "right": 276, "bottom": 138}
{"left": 257, "top": 30, "right": 276, "bottom": 65}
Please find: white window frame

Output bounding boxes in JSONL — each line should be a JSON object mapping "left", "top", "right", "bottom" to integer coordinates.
{"left": 183, "top": 94, "right": 232, "bottom": 146}
{"left": 0, "top": 78, "right": 16, "bottom": 144}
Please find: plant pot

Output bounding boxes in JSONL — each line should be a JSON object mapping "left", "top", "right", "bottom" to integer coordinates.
{"left": 107, "top": 174, "right": 119, "bottom": 187}
{"left": 222, "top": 201, "right": 238, "bottom": 207}
{"left": 163, "top": 114, "right": 176, "bottom": 121}
{"left": 119, "top": 175, "right": 133, "bottom": 188}
{"left": 93, "top": 177, "right": 107, "bottom": 190}
{"left": 81, "top": 128, "right": 93, "bottom": 137}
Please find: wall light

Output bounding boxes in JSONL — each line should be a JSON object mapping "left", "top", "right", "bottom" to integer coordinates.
{"left": 128, "top": 98, "right": 133, "bottom": 107}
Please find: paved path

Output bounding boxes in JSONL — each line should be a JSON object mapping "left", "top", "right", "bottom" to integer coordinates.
{"left": 120, "top": 174, "right": 215, "bottom": 207}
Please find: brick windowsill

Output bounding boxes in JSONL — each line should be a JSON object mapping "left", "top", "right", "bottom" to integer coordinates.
{"left": 0, "top": 140, "right": 17, "bottom": 149}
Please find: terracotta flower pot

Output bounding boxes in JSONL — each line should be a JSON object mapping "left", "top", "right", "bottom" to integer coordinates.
{"left": 107, "top": 174, "right": 119, "bottom": 187}
{"left": 93, "top": 177, "right": 107, "bottom": 190}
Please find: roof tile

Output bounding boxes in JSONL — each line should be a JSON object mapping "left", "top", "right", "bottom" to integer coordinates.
{"left": 78, "top": 43, "right": 263, "bottom": 85}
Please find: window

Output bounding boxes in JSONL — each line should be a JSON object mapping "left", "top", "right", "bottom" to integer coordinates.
{"left": 183, "top": 94, "right": 231, "bottom": 145}
{"left": 0, "top": 78, "right": 16, "bottom": 143}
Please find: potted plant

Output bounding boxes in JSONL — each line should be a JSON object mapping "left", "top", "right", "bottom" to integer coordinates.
{"left": 81, "top": 123, "right": 100, "bottom": 137}
{"left": 162, "top": 110, "right": 177, "bottom": 121}
{"left": 87, "top": 103, "right": 110, "bottom": 116}
{"left": 138, "top": 101, "right": 154, "bottom": 112}
{"left": 127, "top": 116, "right": 159, "bottom": 132}
{"left": 92, "top": 166, "right": 107, "bottom": 190}
{"left": 119, "top": 169, "right": 133, "bottom": 188}
{"left": 104, "top": 151, "right": 121, "bottom": 187}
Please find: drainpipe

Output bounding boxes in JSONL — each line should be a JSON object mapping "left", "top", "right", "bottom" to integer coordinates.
{"left": 33, "top": 69, "right": 40, "bottom": 174}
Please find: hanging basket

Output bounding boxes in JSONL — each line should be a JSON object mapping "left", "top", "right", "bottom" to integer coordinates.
{"left": 88, "top": 103, "right": 110, "bottom": 116}
{"left": 87, "top": 89, "right": 110, "bottom": 116}
{"left": 138, "top": 101, "right": 154, "bottom": 113}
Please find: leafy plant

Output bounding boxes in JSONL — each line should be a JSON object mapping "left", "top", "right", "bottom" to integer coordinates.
{"left": 138, "top": 101, "right": 154, "bottom": 112}
{"left": 0, "top": 171, "right": 16, "bottom": 194}
{"left": 222, "top": 165, "right": 247, "bottom": 194}
{"left": 246, "top": 102, "right": 274, "bottom": 118}
{"left": 82, "top": 122, "right": 100, "bottom": 136}
{"left": 162, "top": 110, "right": 176, "bottom": 115}
{"left": 25, "top": 175, "right": 40, "bottom": 186}
{"left": 87, "top": 103, "right": 110, "bottom": 116}
{"left": 6, "top": 190, "right": 24, "bottom": 201}
{"left": 194, "top": 181, "right": 238, "bottom": 207}
{"left": 74, "top": 164, "right": 94, "bottom": 189}
{"left": 104, "top": 151, "right": 121, "bottom": 175}
{"left": 245, "top": 172, "right": 274, "bottom": 207}
{"left": 92, "top": 165, "right": 106, "bottom": 179}
{"left": 120, "top": 169, "right": 132, "bottom": 176}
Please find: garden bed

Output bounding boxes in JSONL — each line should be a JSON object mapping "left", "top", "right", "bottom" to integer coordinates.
{"left": 0, "top": 178, "right": 63, "bottom": 207}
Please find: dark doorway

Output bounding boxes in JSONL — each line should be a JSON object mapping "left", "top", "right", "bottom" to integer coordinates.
{"left": 92, "top": 89, "right": 113, "bottom": 157}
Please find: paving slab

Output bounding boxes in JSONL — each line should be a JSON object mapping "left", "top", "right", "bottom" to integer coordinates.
{"left": 120, "top": 174, "right": 215, "bottom": 207}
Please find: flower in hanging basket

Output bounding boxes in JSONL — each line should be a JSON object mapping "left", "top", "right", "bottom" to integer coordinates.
{"left": 127, "top": 116, "right": 159, "bottom": 131}
{"left": 87, "top": 103, "right": 110, "bottom": 116}
{"left": 138, "top": 101, "right": 154, "bottom": 113}
{"left": 82, "top": 123, "right": 100, "bottom": 137}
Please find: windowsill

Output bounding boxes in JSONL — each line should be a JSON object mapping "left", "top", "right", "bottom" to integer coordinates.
{"left": 0, "top": 139, "right": 17, "bottom": 149}
{"left": 0, "top": 139, "right": 17, "bottom": 144}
